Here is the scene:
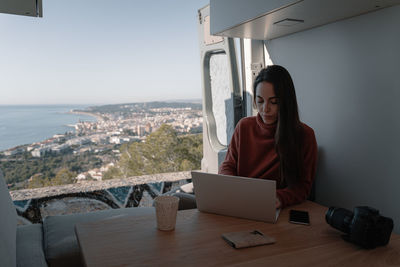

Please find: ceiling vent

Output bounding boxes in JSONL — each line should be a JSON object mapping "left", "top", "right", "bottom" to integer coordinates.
{"left": 274, "top": 18, "right": 304, "bottom": 27}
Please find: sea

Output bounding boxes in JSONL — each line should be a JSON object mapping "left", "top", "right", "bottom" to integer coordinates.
{"left": 0, "top": 105, "right": 97, "bottom": 152}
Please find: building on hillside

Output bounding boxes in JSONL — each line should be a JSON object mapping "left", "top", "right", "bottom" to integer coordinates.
{"left": 31, "top": 147, "right": 51, "bottom": 157}
{"left": 137, "top": 125, "right": 145, "bottom": 136}
{"left": 145, "top": 123, "right": 152, "bottom": 133}
{"left": 88, "top": 169, "right": 102, "bottom": 181}
{"left": 3, "top": 147, "right": 24, "bottom": 156}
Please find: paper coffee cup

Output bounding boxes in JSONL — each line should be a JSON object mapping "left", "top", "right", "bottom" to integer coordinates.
{"left": 154, "top": 195, "right": 180, "bottom": 231}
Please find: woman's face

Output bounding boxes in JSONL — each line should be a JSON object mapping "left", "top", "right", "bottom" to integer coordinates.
{"left": 255, "top": 81, "right": 279, "bottom": 125}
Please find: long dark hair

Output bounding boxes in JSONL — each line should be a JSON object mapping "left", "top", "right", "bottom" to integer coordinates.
{"left": 253, "top": 65, "right": 303, "bottom": 187}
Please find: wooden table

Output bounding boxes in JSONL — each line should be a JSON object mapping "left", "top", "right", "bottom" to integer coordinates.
{"left": 75, "top": 201, "right": 400, "bottom": 267}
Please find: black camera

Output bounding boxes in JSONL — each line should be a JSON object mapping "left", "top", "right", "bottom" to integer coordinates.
{"left": 325, "top": 206, "right": 394, "bottom": 249}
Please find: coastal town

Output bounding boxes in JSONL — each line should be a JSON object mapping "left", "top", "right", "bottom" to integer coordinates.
{"left": 0, "top": 102, "right": 203, "bottom": 188}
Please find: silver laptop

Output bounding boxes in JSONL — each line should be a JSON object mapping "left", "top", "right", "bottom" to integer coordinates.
{"left": 192, "top": 171, "right": 280, "bottom": 223}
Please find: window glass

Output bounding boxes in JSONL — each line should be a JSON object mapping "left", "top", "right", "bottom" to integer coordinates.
{"left": 209, "top": 53, "right": 234, "bottom": 146}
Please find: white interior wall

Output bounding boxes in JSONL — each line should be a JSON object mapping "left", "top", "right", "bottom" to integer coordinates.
{"left": 266, "top": 5, "right": 400, "bottom": 233}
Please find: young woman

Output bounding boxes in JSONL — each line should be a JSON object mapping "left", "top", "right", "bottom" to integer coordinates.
{"left": 219, "top": 65, "right": 318, "bottom": 209}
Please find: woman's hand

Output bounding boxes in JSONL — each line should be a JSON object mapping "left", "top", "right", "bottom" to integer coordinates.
{"left": 276, "top": 196, "right": 282, "bottom": 209}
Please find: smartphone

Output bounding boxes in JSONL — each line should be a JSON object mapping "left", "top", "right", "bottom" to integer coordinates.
{"left": 289, "top": 209, "right": 310, "bottom": 225}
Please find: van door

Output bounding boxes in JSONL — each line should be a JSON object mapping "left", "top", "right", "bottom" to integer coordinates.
{"left": 198, "top": 5, "right": 242, "bottom": 173}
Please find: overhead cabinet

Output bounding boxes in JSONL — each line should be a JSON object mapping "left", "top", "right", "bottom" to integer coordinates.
{"left": 0, "top": 0, "right": 42, "bottom": 17}
{"left": 210, "top": 0, "right": 400, "bottom": 40}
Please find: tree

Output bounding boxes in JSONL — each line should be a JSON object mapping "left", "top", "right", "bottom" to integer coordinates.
{"left": 115, "top": 124, "right": 203, "bottom": 179}
{"left": 51, "top": 169, "right": 76, "bottom": 186}
{"left": 119, "top": 141, "right": 147, "bottom": 177}
{"left": 176, "top": 134, "right": 203, "bottom": 169}
{"left": 141, "top": 124, "right": 181, "bottom": 174}
{"left": 28, "top": 174, "right": 51, "bottom": 189}
{"left": 103, "top": 167, "right": 123, "bottom": 180}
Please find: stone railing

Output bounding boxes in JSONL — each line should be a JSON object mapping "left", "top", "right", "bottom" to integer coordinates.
{"left": 11, "top": 171, "right": 192, "bottom": 225}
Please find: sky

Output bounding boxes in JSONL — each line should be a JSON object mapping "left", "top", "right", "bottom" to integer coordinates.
{"left": 0, "top": 0, "right": 209, "bottom": 105}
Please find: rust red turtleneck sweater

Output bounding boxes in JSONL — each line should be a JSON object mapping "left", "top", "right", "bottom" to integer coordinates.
{"left": 219, "top": 113, "right": 318, "bottom": 208}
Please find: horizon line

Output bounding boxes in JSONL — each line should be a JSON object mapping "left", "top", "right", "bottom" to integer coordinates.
{"left": 0, "top": 99, "right": 203, "bottom": 107}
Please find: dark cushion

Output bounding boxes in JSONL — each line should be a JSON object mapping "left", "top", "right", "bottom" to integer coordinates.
{"left": 17, "top": 224, "right": 48, "bottom": 267}
{"left": 43, "top": 207, "right": 154, "bottom": 267}
{"left": 173, "top": 192, "right": 197, "bottom": 210}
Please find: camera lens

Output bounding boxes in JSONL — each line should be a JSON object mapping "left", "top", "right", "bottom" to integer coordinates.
{"left": 325, "top": 207, "right": 353, "bottom": 234}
